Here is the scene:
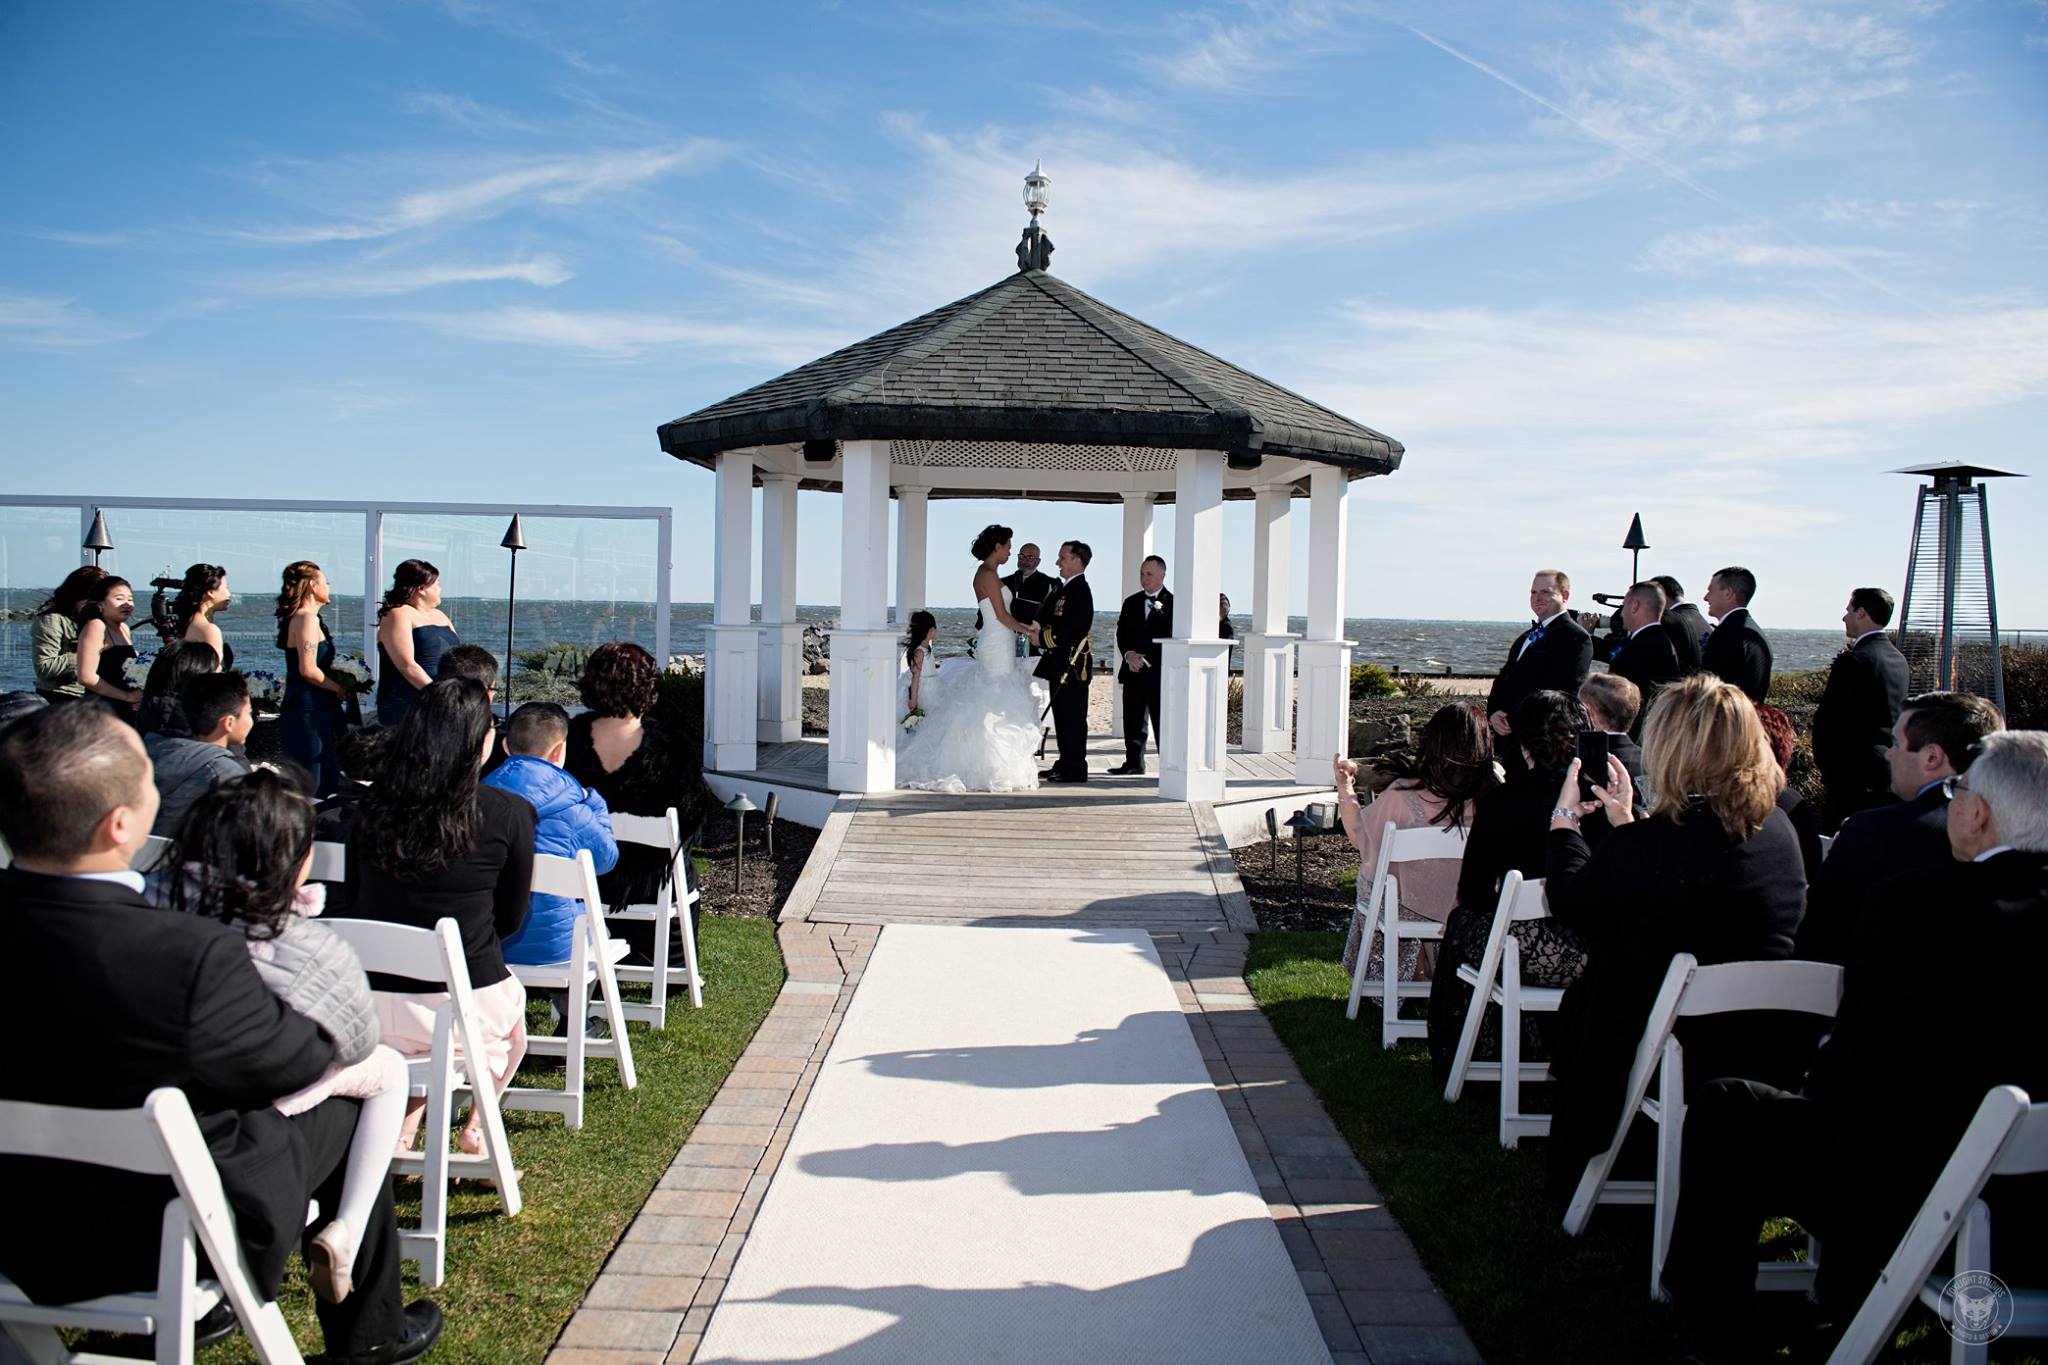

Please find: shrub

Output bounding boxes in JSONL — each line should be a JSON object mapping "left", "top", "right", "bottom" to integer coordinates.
{"left": 1767, "top": 667, "right": 1830, "bottom": 707}
{"left": 657, "top": 668, "right": 705, "bottom": 743}
{"left": 2002, "top": 645, "right": 2047, "bottom": 729}
{"left": 1350, "top": 662, "right": 1398, "bottom": 698}
{"left": 1394, "top": 671, "right": 1434, "bottom": 699}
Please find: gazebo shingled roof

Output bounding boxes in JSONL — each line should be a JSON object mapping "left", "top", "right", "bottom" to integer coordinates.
{"left": 657, "top": 268, "right": 1403, "bottom": 487}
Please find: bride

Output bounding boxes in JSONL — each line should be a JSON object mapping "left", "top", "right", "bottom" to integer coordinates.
{"left": 896, "top": 524, "right": 1045, "bottom": 793}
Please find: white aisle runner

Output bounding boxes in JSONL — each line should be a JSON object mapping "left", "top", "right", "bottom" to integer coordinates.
{"left": 698, "top": 925, "right": 1332, "bottom": 1364}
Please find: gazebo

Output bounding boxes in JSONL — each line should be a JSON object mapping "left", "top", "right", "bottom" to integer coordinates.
{"left": 658, "top": 167, "right": 1404, "bottom": 802}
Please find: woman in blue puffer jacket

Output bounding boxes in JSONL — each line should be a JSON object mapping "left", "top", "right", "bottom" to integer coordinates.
{"left": 482, "top": 703, "right": 619, "bottom": 965}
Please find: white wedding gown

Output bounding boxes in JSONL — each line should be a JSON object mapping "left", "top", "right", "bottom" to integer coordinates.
{"left": 896, "top": 589, "right": 1043, "bottom": 793}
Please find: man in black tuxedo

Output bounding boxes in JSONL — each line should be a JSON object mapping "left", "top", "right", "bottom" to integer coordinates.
{"left": 1110, "top": 554, "right": 1171, "bottom": 776}
{"left": 1651, "top": 574, "right": 1709, "bottom": 675}
{"left": 1663, "top": 730, "right": 2048, "bottom": 1354}
{"left": 1034, "top": 540, "right": 1096, "bottom": 783}
{"left": 1486, "top": 568, "right": 1594, "bottom": 773}
{"left": 1811, "top": 587, "right": 1912, "bottom": 829}
{"left": 1607, "top": 581, "right": 1685, "bottom": 735}
{"left": 1002, "top": 542, "right": 1057, "bottom": 658}
{"left": 1796, "top": 690, "right": 2004, "bottom": 963}
{"left": 0, "top": 703, "right": 441, "bottom": 1364}
{"left": 1577, "top": 674, "right": 1647, "bottom": 805}
{"left": 1700, "top": 565, "right": 1773, "bottom": 702}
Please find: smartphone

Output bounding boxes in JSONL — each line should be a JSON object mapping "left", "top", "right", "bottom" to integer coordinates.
{"left": 1576, "top": 731, "right": 1611, "bottom": 802}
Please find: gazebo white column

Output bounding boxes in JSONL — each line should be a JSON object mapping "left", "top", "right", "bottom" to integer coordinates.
{"left": 756, "top": 472, "right": 802, "bottom": 744}
{"left": 1110, "top": 491, "right": 1155, "bottom": 732}
{"left": 705, "top": 450, "right": 759, "bottom": 773}
{"left": 1159, "top": 451, "right": 1230, "bottom": 803}
{"left": 827, "top": 440, "right": 899, "bottom": 793}
{"left": 895, "top": 486, "right": 928, "bottom": 622}
{"left": 1295, "top": 465, "right": 1353, "bottom": 785}
{"left": 1241, "top": 485, "right": 1297, "bottom": 754}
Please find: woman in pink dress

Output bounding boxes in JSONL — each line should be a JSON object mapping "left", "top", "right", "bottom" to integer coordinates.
{"left": 1334, "top": 702, "right": 1500, "bottom": 979}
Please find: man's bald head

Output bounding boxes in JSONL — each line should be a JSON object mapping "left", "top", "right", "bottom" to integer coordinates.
{"left": 0, "top": 702, "right": 156, "bottom": 865}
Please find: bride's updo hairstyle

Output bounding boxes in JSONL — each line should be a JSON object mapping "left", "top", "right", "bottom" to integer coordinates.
{"left": 970, "top": 525, "right": 1013, "bottom": 562}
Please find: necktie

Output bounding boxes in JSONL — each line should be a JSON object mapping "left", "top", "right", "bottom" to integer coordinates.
{"left": 1144, "top": 595, "right": 1158, "bottom": 617}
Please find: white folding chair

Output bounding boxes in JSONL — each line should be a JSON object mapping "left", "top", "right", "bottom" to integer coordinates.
{"left": 307, "top": 839, "right": 346, "bottom": 885}
{"left": 1830, "top": 1086, "right": 2046, "bottom": 1365}
{"left": 1442, "top": 873, "right": 1559, "bottom": 1148}
{"left": 1346, "top": 821, "right": 1469, "bottom": 1048}
{"left": 322, "top": 916, "right": 522, "bottom": 1287}
{"left": 504, "top": 850, "right": 638, "bottom": 1131}
{"left": 605, "top": 809, "right": 704, "bottom": 1027}
{"left": 1562, "top": 954, "right": 1845, "bottom": 1302}
{"left": 0, "top": 1088, "right": 305, "bottom": 1365}
{"left": 131, "top": 834, "right": 175, "bottom": 873}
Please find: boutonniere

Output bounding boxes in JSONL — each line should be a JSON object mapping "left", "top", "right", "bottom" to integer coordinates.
{"left": 1525, "top": 626, "right": 1548, "bottom": 647}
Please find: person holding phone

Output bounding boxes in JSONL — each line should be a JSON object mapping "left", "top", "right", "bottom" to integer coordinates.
{"left": 1538, "top": 674, "right": 1808, "bottom": 1197}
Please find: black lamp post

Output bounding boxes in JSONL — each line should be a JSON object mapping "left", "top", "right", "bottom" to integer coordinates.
{"left": 1264, "top": 807, "right": 1281, "bottom": 876}
{"left": 1284, "top": 809, "right": 1316, "bottom": 908}
{"left": 1623, "top": 514, "right": 1649, "bottom": 585}
{"left": 724, "top": 793, "right": 758, "bottom": 892}
{"left": 500, "top": 515, "right": 525, "bottom": 721}
{"left": 83, "top": 509, "right": 114, "bottom": 567}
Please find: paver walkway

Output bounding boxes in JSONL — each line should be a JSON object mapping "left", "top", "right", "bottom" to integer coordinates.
{"left": 551, "top": 771, "right": 1483, "bottom": 1365}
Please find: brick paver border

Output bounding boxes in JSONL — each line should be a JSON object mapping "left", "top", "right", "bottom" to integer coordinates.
{"left": 548, "top": 921, "right": 1482, "bottom": 1365}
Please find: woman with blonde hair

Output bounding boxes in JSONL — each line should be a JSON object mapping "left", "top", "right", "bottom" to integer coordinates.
{"left": 277, "top": 561, "right": 354, "bottom": 796}
{"left": 1539, "top": 674, "right": 1808, "bottom": 1195}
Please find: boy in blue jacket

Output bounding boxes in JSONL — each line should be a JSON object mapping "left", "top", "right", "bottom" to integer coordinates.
{"left": 483, "top": 702, "right": 618, "bottom": 966}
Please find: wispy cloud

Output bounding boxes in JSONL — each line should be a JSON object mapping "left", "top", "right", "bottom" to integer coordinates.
{"left": 230, "top": 255, "right": 575, "bottom": 296}
{"left": 397, "top": 90, "right": 542, "bottom": 134}
{"left": 13, "top": 226, "right": 133, "bottom": 247}
{"left": 1151, "top": 0, "right": 1349, "bottom": 92}
{"left": 392, "top": 305, "right": 845, "bottom": 364}
{"left": 0, "top": 292, "right": 143, "bottom": 348}
{"left": 231, "top": 144, "right": 722, "bottom": 244}
{"left": 1638, "top": 225, "right": 1904, "bottom": 273}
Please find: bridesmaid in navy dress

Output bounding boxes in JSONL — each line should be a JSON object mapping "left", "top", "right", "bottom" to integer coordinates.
{"left": 276, "top": 560, "right": 355, "bottom": 795}
{"left": 375, "top": 558, "right": 460, "bottom": 727}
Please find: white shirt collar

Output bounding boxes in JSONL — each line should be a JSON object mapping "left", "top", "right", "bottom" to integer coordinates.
{"left": 1917, "top": 778, "right": 1947, "bottom": 798}
{"left": 1974, "top": 845, "right": 2014, "bottom": 863}
{"left": 1852, "top": 629, "right": 1885, "bottom": 645}
{"left": 72, "top": 869, "right": 147, "bottom": 893}
{"left": 1536, "top": 610, "right": 1567, "bottom": 629}
{"left": 1629, "top": 621, "right": 1659, "bottom": 638}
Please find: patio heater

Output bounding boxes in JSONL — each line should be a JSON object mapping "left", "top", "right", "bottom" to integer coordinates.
{"left": 500, "top": 515, "right": 525, "bottom": 721}
{"left": 83, "top": 508, "right": 114, "bottom": 567}
{"left": 1892, "top": 463, "right": 2021, "bottom": 715}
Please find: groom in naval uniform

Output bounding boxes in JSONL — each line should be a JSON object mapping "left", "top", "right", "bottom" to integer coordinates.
{"left": 1034, "top": 540, "right": 1096, "bottom": 783}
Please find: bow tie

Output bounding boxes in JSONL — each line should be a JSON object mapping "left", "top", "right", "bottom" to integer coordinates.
{"left": 1531, "top": 619, "right": 1542, "bottom": 631}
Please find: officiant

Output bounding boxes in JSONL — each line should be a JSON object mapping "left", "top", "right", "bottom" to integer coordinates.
{"left": 1004, "top": 542, "right": 1057, "bottom": 657}
{"left": 1111, "top": 554, "right": 1172, "bottom": 777}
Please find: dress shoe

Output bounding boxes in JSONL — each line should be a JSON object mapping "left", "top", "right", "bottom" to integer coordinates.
{"left": 1107, "top": 762, "right": 1145, "bottom": 775}
{"left": 80, "top": 1300, "right": 241, "bottom": 1358}
{"left": 314, "top": 1299, "right": 444, "bottom": 1365}
{"left": 1041, "top": 768, "right": 1087, "bottom": 783}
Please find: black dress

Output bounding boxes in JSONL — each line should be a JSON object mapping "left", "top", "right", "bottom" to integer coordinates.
{"left": 279, "top": 616, "right": 346, "bottom": 797}
{"left": 565, "top": 713, "right": 710, "bottom": 960}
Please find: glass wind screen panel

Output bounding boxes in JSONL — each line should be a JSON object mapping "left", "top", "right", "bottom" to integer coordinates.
{"left": 0, "top": 505, "right": 90, "bottom": 692}
{"left": 378, "top": 515, "right": 661, "bottom": 665}
{"left": 80, "top": 508, "right": 368, "bottom": 669}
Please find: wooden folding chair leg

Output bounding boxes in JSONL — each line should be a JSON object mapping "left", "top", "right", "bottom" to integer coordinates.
{"left": 154, "top": 1205, "right": 197, "bottom": 1365}
{"left": 590, "top": 918, "right": 637, "bottom": 1092}
{"left": 678, "top": 895, "right": 704, "bottom": 1011}
{"left": 1499, "top": 962, "right": 1524, "bottom": 1151}
{"left": 644, "top": 897, "right": 671, "bottom": 1031}
{"left": 1345, "top": 908, "right": 1379, "bottom": 1022}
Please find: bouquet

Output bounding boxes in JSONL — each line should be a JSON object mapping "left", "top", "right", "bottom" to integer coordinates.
{"left": 901, "top": 707, "right": 925, "bottom": 733}
{"left": 327, "top": 652, "right": 374, "bottom": 694}
{"left": 241, "top": 668, "right": 284, "bottom": 711}
{"left": 121, "top": 652, "right": 154, "bottom": 691}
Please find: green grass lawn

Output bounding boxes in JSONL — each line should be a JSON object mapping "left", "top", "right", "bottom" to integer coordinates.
{"left": 213, "top": 914, "right": 783, "bottom": 1365}
{"left": 1247, "top": 931, "right": 2037, "bottom": 1365}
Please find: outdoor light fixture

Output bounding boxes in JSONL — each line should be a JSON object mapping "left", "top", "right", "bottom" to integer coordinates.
{"left": 1284, "top": 809, "right": 1317, "bottom": 909}
{"left": 725, "top": 792, "right": 759, "bottom": 893}
{"left": 763, "top": 792, "right": 780, "bottom": 859}
{"left": 1023, "top": 159, "right": 1050, "bottom": 219}
{"left": 1264, "top": 807, "right": 1281, "bottom": 875}
{"left": 83, "top": 508, "right": 114, "bottom": 566}
{"left": 1623, "top": 513, "right": 1649, "bottom": 584}
{"left": 500, "top": 514, "right": 526, "bottom": 721}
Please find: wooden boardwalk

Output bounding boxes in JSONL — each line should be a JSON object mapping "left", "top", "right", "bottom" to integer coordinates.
{"left": 785, "top": 783, "right": 1256, "bottom": 933}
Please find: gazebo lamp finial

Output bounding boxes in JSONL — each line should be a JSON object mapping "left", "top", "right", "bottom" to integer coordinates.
{"left": 1016, "top": 160, "right": 1055, "bottom": 273}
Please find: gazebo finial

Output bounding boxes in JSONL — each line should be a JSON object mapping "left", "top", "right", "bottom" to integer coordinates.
{"left": 1017, "top": 160, "right": 1054, "bottom": 273}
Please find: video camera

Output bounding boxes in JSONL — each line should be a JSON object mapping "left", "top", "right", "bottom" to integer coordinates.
{"left": 145, "top": 572, "right": 183, "bottom": 645}
{"left": 1584, "top": 593, "right": 1628, "bottom": 661}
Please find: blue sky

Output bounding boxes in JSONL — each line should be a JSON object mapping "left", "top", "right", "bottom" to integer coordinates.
{"left": 3, "top": 0, "right": 2045, "bottom": 628}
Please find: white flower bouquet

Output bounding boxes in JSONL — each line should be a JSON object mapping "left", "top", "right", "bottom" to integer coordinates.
{"left": 327, "top": 652, "right": 374, "bottom": 694}
{"left": 241, "top": 668, "right": 284, "bottom": 710}
{"left": 901, "top": 707, "right": 925, "bottom": 733}
{"left": 122, "top": 652, "right": 154, "bottom": 691}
